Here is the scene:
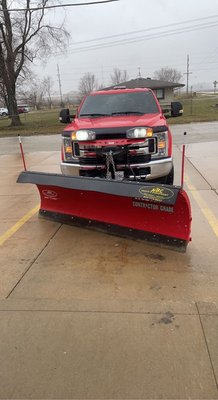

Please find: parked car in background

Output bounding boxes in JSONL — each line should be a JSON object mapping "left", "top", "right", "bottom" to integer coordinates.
{"left": 17, "top": 105, "right": 29, "bottom": 113}
{"left": 0, "top": 107, "right": 8, "bottom": 116}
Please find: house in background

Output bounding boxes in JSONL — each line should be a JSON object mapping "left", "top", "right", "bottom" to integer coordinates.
{"left": 103, "top": 77, "right": 185, "bottom": 108}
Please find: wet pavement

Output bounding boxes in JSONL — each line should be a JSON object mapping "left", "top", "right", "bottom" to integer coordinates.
{"left": 0, "top": 126, "right": 218, "bottom": 399}
{"left": 0, "top": 120, "right": 218, "bottom": 155}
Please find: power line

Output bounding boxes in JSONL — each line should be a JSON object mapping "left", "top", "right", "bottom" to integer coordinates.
{"left": 56, "top": 62, "right": 218, "bottom": 79}
{"left": 0, "top": 0, "right": 119, "bottom": 12}
{"left": 54, "top": 56, "right": 218, "bottom": 74}
{"left": 53, "top": 20, "right": 218, "bottom": 55}
{"left": 67, "top": 14, "right": 218, "bottom": 48}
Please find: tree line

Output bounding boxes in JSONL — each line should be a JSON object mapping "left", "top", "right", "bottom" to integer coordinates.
{"left": 78, "top": 67, "right": 183, "bottom": 96}
{"left": 0, "top": 0, "right": 69, "bottom": 126}
{"left": 0, "top": 1, "right": 183, "bottom": 126}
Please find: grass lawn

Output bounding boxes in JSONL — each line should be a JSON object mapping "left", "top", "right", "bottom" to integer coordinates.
{"left": 168, "top": 96, "right": 218, "bottom": 124}
{"left": 0, "top": 96, "right": 218, "bottom": 137}
{"left": 0, "top": 109, "right": 61, "bottom": 137}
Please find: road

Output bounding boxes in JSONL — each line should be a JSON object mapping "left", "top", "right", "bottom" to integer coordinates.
{"left": 1, "top": 121, "right": 218, "bottom": 155}
{"left": 0, "top": 122, "right": 218, "bottom": 399}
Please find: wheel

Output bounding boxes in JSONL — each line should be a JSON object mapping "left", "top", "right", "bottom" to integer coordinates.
{"left": 2, "top": 112, "right": 7, "bottom": 116}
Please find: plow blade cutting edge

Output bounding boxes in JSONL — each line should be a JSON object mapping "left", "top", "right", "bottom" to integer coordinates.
{"left": 17, "top": 171, "right": 192, "bottom": 252}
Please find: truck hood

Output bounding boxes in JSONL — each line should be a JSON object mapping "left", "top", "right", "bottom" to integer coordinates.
{"left": 65, "top": 113, "right": 166, "bottom": 131}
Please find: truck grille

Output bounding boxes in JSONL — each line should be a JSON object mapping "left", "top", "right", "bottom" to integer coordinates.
{"left": 95, "top": 133, "right": 126, "bottom": 139}
{"left": 79, "top": 153, "right": 151, "bottom": 166}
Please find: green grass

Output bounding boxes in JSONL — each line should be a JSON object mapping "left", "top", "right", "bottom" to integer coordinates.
{"left": 0, "top": 109, "right": 63, "bottom": 137}
{"left": 1, "top": 96, "right": 218, "bottom": 137}
{"left": 168, "top": 96, "right": 218, "bottom": 125}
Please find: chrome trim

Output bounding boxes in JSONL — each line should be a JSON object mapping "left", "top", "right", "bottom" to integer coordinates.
{"left": 61, "top": 157, "right": 173, "bottom": 180}
{"left": 79, "top": 147, "right": 152, "bottom": 157}
{"left": 128, "top": 175, "right": 147, "bottom": 179}
{"left": 115, "top": 157, "right": 172, "bottom": 169}
{"left": 61, "top": 157, "right": 172, "bottom": 170}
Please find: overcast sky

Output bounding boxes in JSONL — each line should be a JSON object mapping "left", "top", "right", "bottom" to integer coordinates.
{"left": 33, "top": 0, "right": 218, "bottom": 94}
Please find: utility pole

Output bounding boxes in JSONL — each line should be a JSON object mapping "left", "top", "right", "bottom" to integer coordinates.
{"left": 184, "top": 55, "right": 192, "bottom": 95}
{"left": 101, "top": 66, "right": 104, "bottom": 86}
{"left": 138, "top": 67, "right": 141, "bottom": 78}
{"left": 57, "top": 64, "right": 63, "bottom": 106}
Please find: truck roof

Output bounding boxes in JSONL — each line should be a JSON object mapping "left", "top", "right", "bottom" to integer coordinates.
{"left": 90, "top": 88, "right": 152, "bottom": 96}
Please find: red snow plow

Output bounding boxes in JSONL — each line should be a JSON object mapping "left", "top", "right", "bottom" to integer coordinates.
{"left": 17, "top": 169, "right": 191, "bottom": 252}
{"left": 16, "top": 86, "right": 192, "bottom": 251}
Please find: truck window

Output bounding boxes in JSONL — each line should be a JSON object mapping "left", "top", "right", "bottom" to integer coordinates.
{"left": 79, "top": 91, "right": 159, "bottom": 117}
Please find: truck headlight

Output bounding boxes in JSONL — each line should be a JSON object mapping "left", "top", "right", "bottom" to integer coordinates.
{"left": 127, "top": 127, "right": 153, "bottom": 139}
{"left": 74, "top": 130, "right": 96, "bottom": 141}
{"left": 151, "top": 131, "right": 168, "bottom": 158}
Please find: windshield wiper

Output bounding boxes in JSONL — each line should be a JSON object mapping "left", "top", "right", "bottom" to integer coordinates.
{"left": 80, "top": 111, "right": 145, "bottom": 117}
{"left": 79, "top": 113, "right": 110, "bottom": 117}
{"left": 111, "top": 111, "right": 144, "bottom": 115}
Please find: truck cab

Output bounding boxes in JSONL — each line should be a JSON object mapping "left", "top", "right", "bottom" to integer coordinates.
{"left": 60, "top": 88, "right": 182, "bottom": 184}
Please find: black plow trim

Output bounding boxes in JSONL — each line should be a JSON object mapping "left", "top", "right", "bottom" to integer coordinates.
{"left": 39, "top": 209, "right": 188, "bottom": 253}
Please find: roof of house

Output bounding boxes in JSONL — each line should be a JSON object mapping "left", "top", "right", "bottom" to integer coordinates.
{"left": 103, "top": 77, "right": 185, "bottom": 90}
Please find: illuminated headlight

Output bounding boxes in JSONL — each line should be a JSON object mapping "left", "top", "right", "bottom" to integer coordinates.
{"left": 74, "top": 130, "right": 96, "bottom": 141}
{"left": 127, "top": 127, "right": 153, "bottom": 139}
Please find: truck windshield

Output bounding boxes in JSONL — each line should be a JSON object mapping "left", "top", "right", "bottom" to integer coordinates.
{"left": 79, "top": 91, "right": 159, "bottom": 117}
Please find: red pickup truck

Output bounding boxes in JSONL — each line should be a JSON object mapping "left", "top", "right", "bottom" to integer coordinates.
{"left": 59, "top": 88, "right": 183, "bottom": 184}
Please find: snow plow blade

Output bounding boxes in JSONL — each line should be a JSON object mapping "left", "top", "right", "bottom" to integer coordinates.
{"left": 17, "top": 171, "right": 192, "bottom": 252}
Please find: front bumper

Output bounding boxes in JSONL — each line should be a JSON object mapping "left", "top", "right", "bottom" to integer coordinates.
{"left": 60, "top": 157, "right": 173, "bottom": 180}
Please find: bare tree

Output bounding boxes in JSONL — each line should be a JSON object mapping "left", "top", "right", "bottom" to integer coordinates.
{"left": 79, "top": 73, "right": 98, "bottom": 96}
{"left": 110, "top": 68, "right": 128, "bottom": 85}
{"left": 0, "top": 66, "right": 31, "bottom": 108}
{"left": 21, "top": 77, "right": 45, "bottom": 110}
{"left": 0, "top": 80, "right": 8, "bottom": 107}
{"left": 42, "top": 75, "right": 54, "bottom": 108}
{"left": 0, "top": 1, "right": 69, "bottom": 126}
{"left": 97, "top": 83, "right": 106, "bottom": 91}
{"left": 153, "top": 67, "right": 183, "bottom": 83}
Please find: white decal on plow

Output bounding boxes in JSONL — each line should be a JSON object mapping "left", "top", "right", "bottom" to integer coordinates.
{"left": 42, "top": 189, "right": 58, "bottom": 200}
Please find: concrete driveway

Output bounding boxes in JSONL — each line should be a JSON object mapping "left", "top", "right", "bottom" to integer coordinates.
{"left": 0, "top": 123, "right": 218, "bottom": 399}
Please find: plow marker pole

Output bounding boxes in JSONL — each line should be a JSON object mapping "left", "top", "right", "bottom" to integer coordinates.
{"left": 18, "top": 134, "right": 27, "bottom": 171}
{"left": 181, "top": 144, "right": 185, "bottom": 188}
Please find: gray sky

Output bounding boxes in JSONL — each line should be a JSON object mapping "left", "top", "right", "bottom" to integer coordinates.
{"left": 34, "top": 0, "right": 218, "bottom": 94}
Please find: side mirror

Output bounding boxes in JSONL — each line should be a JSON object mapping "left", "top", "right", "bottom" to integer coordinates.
{"left": 171, "top": 102, "right": 183, "bottom": 117}
{"left": 59, "top": 108, "right": 71, "bottom": 124}
{"left": 59, "top": 108, "right": 76, "bottom": 124}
